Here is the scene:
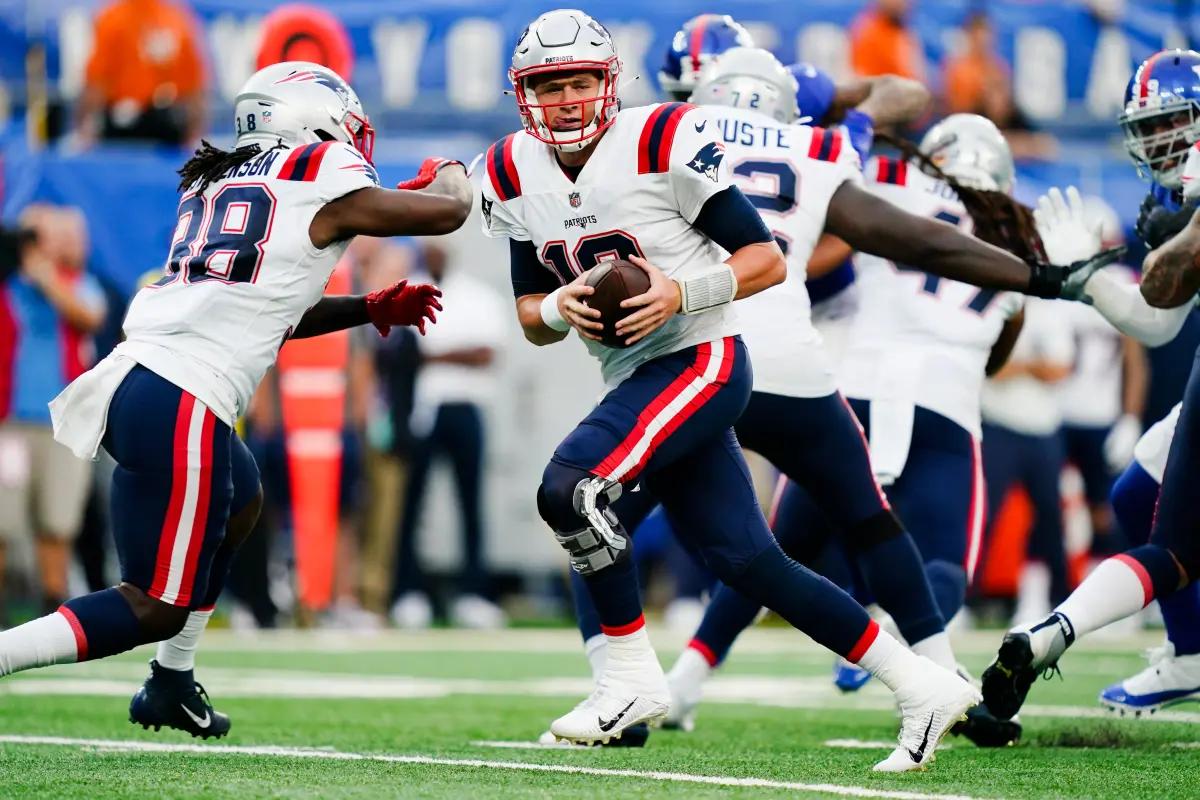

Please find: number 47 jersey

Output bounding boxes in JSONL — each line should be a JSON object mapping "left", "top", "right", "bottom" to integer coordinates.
{"left": 119, "top": 141, "right": 379, "bottom": 425}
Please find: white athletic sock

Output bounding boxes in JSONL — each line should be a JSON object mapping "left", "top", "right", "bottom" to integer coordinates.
{"left": 1054, "top": 556, "right": 1150, "bottom": 639}
{"left": 0, "top": 611, "right": 81, "bottom": 676}
{"left": 584, "top": 634, "right": 607, "bottom": 683}
{"left": 670, "top": 644, "right": 712, "bottom": 683}
{"left": 604, "top": 626, "right": 660, "bottom": 674}
{"left": 155, "top": 608, "right": 213, "bottom": 672}
{"left": 911, "top": 631, "right": 956, "bottom": 671}
{"left": 854, "top": 628, "right": 922, "bottom": 693}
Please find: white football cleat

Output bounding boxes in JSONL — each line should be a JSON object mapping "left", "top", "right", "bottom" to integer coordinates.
{"left": 450, "top": 595, "right": 507, "bottom": 630}
{"left": 1100, "top": 643, "right": 1200, "bottom": 716}
{"left": 873, "top": 660, "right": 981, "bottom": 772}
{"left": 389, "top": 592, "right": 433, "bottom": 630}
{"left": 550, "top": 663, "right": 669, "bottom": 745}
{"left": 663, "top": 647, "right": 710, "bottom": 732}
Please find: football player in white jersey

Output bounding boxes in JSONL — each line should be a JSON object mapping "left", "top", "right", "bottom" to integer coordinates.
{"left": 0, "top": 61, "right": 470, "bottom": 738}
{"left": 485, "top": 10, "right": 1110, "bottom": 767}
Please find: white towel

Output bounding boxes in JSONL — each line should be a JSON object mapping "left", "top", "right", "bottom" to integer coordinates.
{"left": 49, "top": 354, "right": 137, "bottom": 461}
{"left": 864, "top": 352, "right": 923, "bottom": 485}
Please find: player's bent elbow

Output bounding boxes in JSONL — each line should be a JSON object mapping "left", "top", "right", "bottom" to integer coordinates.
{"left": 762, "top": 247, "right": 787, "bottom": 289}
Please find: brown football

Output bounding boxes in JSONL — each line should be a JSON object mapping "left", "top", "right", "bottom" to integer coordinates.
{"left": 584, "top": 259, "right": 651, "bottom": 348}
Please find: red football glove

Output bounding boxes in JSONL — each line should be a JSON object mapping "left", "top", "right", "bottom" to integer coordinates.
{"left": 365, "top": 280, "right": 443, "bottom": 337}
{"left": 395, "top": 157, "right": 465, "bottom": 191}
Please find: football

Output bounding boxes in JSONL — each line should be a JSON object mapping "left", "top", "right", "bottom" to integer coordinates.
{"left": 584, "top": 258, "right": 651, "bottom": 348}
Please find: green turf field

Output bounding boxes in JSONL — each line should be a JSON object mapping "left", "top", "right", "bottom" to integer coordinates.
{"left": 1, "top": 628, "right": 1196, "bottom": 799}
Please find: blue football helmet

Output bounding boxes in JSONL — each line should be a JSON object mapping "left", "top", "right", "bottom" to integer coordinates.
{"left": 1119, "top": 48, "right": 1200, "bottom": 189}
{"left": 788, "top": 63, "right": 836, "bottom": 124}
{"left": 659, "top": 14, "right": 753, "bottom": 100}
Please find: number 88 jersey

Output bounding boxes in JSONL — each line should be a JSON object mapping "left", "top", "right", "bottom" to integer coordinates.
{"left": 119, "top": 141, "right": 379, "bottom": 425}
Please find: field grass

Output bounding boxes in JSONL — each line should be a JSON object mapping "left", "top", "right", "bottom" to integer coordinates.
{"left": 0, "top": 627, "right": 1196, "bottom": 799}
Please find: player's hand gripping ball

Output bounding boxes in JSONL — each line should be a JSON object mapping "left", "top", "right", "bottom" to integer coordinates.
{"left": 365, "top": 280, "right": 443, "bottom": 336}
{"left": 584, "top": 259, "right": 653, "bottom": 348}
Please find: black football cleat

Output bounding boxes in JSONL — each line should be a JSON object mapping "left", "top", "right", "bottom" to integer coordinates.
{"left": 952, "top": 701, "right": 1022, "bottom": 747}
{"left": 982, "top": 612, "right": 1075, "bottom": 721}
{"left": 129, "top": 660, "right": 231, "bottom": 739}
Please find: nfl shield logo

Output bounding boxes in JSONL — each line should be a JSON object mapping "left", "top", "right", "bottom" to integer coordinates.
{"left": 568, "top": 191, "right": 581, "bottom": 208}
{"left": 262, "top": 109, "right": 272, "bottom": 123}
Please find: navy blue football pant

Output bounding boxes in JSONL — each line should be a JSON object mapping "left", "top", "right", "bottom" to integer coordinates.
{"left": 103, "top": 366, "right": 260, "bottom": 609}
{"left": 1062, "top": 423, "right": 1127, "bottom": 557}
{"left": 1111, "top": 460, "right": 1200, "bottom": 655}
{"left": 542, "top": 338, "right": 877, "bottom": 659}
{"left": 691, "top": 396, "right": 957, "bottom": 665}
{"left": 979, "top": 422, "right": 1069, "bottom": 604}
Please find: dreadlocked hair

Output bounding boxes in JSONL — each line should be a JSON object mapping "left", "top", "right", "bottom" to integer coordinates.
{"left": 177, "top": 140, "right": 282, "bottom": 193}
{"left": 876, "top": 133, "right": 1046, "bottom": 264}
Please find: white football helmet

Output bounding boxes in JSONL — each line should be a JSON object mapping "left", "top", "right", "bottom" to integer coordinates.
{"left": 919, "top": 113, "right": 1014, "bottom": 193}
{"left": 233, "top": 61, "right": 375, "bottom": 162}
{"left": 510, "top": 9, "right": 621, "bottom": 152}
{"left": 690, "top": 47, "right": 800, "bottom": 124}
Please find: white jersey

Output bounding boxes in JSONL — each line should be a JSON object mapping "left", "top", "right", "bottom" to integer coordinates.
{"left": 982, "top": 297, "right": 1075, "bottom": 436}
{"left": 705, "top": 106, "right": 862, "bottom": 397}
{"left": 1058, "top": 265, "right": 1138, "bottom": 428}
{"left": 115, "top": 141, "right": 377, "bottom": 425}
{"left": 480, "top": 103, "right": 738, "bottom": 388}
{"left": 840, "top": 157, "right": 1024, "bottom": 438}
{"left": 1135, "top": 402, "right": 1180, "bottom": 483}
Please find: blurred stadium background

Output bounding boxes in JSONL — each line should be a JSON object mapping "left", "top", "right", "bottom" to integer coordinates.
{"left": 1, "top": 0, "right": 1199, "bottom": 634}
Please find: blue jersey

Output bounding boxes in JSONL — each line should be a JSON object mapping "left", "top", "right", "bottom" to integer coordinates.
{"left": 1152, "top": 181, "right": 1182, "bottom": 212}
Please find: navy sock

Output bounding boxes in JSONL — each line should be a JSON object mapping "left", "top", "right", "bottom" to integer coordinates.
{"left": 725, "top": 543, "right": 874, "bottom": 659}
{"left": 569, "top": 568, "right": 603, "bottom": 641}
{"left": 692, "top": 584, "right": 762, "bottom": 666}
{"left": 1163, "top": 583, "right": 1200, "bottom": 656}
{"left": 924, "top": 559, "right": 968, "bottom": 622}
{"left": 579, "top": 545, "right": 645, "bottom": 634}
{"left": 848, "top": 513, "right": 945, "bottom": 645}
{"left": 61, "top": 588, "right": 143, "bottom": 661}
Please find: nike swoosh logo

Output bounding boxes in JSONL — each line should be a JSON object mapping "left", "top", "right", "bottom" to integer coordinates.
{"left": 694, "top": 121, "right": 707, "bottom": 133}
{"left": 597, "top": 698, "right": 637, "bottom": 732}
{"left": 908, "top": 713, "right": 935, "bottom": 763}
{"left": 182, "top": 703, "right": 211, "bottom": 729}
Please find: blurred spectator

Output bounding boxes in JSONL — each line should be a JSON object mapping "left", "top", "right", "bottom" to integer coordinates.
{"left": 77, "top": 0, "right": 207, "bottom": 147}
{"left": 979, "top": 299, "right": 1074, "bottom": 624}
{"left": 0, "top": 205, "right": 105, "bottom": 618}
{"left": 943, "top": 12, "right": 1012, "bottom": 124}
{"left": 357, "top": 242, "right": 422, "bottom": 614}
{"left": 390, "top": 243, "right": 507, "bottom": 630}
{"left": 850, "top": 0, "right": 926, "bottom": 82}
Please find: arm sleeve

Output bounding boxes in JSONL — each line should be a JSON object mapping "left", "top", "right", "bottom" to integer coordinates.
{"left": 691, "top": 187, "right": 774, "bottom": 254}
{"left": 317, "top": 143, "right": 381, "bottom": 203}
{"left": 1085, "top": 266, "right": 1192, "bottom": 347}
{"left": 668, "top": 110, "right": 734, "bottom": 224}
{"left": 839, "top": 109, "right": 875, "bottom": 166}
{"left": 509, "top": 239, "right": 558, "bottom": 297}
{"left": 479, "top": 175, "right": 530, "bottom": 241}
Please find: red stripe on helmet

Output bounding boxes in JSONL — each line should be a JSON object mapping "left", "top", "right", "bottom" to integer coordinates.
{"left": 689, "top": 15, "right": 710, "bottom": 75}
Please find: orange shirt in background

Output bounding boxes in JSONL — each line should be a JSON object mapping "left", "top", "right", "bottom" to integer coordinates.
{"left": 85, "top": 0, "right": 206, "bottom": 107}
{"left": 850, "top": 9, "right": 925, "bottom": 81}
{"left": 944, "top": 53, "right": 1009, "bottom": 115}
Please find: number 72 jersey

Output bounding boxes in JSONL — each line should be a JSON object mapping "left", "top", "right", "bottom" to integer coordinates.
{"left": 119, "top": 141, "right": 379, "bottom": 425}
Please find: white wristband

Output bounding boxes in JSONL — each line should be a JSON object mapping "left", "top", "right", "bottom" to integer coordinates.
{"left": 674, "top": 263, "right": 737, "bottom": 315}
{"left": 540, "top": 287, "right": 571, "bottom": 332}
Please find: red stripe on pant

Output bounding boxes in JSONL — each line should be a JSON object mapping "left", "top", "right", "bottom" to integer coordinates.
{"left": 964, "top": 437, "right": 984, "bottom": 584}
{"left": 836, "top": 394, "right": 891, "bottom": 511}
{"left": 150, "top": 394, "right": 197, "bottom": 600}
{"left": 175, "top": 408, "right": 217, "bottom": 607}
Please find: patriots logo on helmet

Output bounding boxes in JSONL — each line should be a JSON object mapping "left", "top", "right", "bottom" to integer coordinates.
{"left": 275, "top": 69, "right": 352, "bottom": 105}
{"left": 687, "top": 141, "right": 726, "bottom": 182}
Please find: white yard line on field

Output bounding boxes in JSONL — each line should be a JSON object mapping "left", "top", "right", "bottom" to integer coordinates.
{"left": 0, "top": 735, "right": 990, "bottom": 800}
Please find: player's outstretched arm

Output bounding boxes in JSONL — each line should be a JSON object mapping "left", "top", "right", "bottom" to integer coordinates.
{"left": 1141, "top": 208, "right": 1200, "bottom": 308}
{"left": 310, "top": 162, "right": 472, "bottom": 248}
{"left": 290, "top": 280, "right": 442, "bottom": 339}
{"left": 843, "top": 75, "right": 931, "bottom": 128}
{"left": 826, "top": 181, "right": 1083, "bottom": 297}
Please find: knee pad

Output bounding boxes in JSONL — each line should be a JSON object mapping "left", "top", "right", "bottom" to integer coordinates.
{"left": 538, "top": 465, "right": 629, "bottom": 575}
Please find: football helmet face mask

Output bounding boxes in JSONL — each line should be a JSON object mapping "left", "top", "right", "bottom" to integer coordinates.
{"left": 234, "top": 61, "right": 375, "bottom": 162}
{"left": 691, "top": 47, "right": 800, "bottom": 124}
{"left": 659, "top": 14, "right": 754, "bottom": 101}
{"left": 919, "top": 113, "right": 1014, "bottom": 194}
{"left": 1119, "top": 49, "right": 1200, "bottom": 190}
{"left": 510, "top": 10, "right": 621, "bottom": 153}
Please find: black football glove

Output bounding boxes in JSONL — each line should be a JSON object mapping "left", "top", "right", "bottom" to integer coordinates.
{"left": 1136, "top": 191, "right": 1199, "bottom": 250}
{"left": 1026, "top": 246, "right": 1126, "bottom": 300}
